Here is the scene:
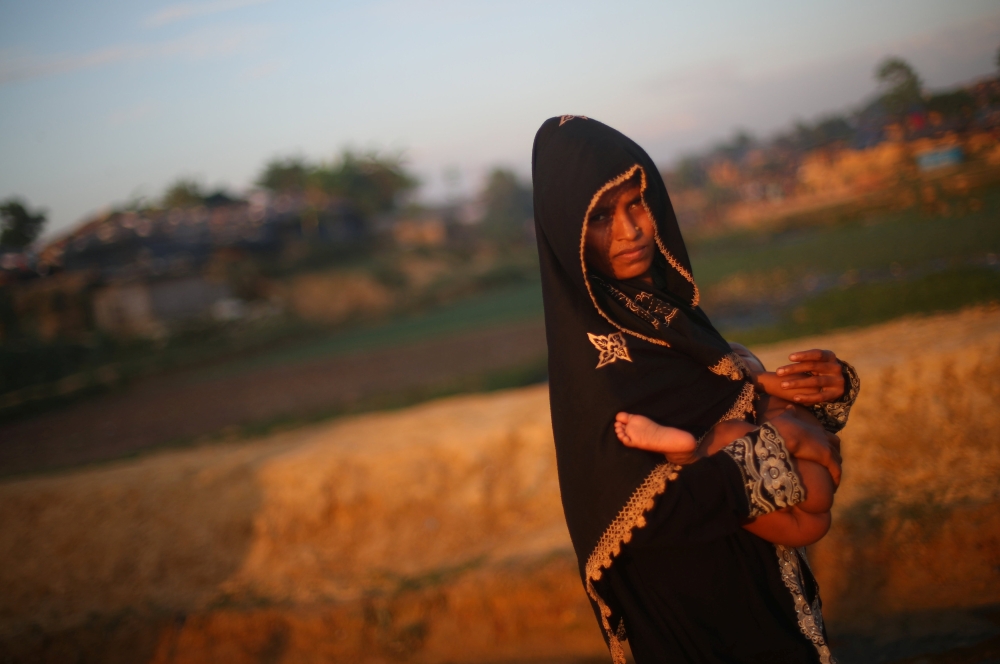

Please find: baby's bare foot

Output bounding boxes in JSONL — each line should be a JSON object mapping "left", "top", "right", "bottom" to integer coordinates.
{"left": 615, "top": 412, "right": 696, "bottom": 454}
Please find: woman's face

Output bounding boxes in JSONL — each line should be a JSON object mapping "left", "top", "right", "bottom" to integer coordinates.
{"left": 584, "top": 179, "right": 656, "bottom": 282}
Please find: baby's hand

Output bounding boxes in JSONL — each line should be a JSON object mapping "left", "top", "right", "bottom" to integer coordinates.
{"left": 757, "top": 371, "right": 820, "bottom": 403}
{"left": 615, "top": 413, "right": 697, "bottom": 456}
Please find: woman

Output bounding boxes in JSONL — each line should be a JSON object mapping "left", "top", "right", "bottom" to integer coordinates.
{"left": 531, "top": 115, "right": 860, "bottom": 663}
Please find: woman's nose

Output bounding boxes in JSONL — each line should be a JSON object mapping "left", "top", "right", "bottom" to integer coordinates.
{"left": 615, "top": 212, "right": 641, "bottom": 240}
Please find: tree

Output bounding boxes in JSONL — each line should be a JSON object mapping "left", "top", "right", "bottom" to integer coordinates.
{"left": 674, "top": 157, "right": 707, "bottom": 189}
{"left": 256, "top": 158, "right": 310, "bottom": 193}
{"left": 162, "top": 179, "right": 205, "bottom": 208}
{"left": 479, "top": 168, "right": 533, "bottom": 244}
{"left": 0, "top": 198, "right": 46, "bottom": 249}
{"left": 256, "top": 151, "right": 417, "bottom": 217}
{"left": 876, "top": 57, "right": 923, "bottom": 117}
{"left": 313, "top": 151, "right": 417, "bottom": 217}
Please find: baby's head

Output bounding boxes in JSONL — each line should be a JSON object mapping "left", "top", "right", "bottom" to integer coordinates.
{"left": 730, "top": 343, "right": 765, "bottom": 375}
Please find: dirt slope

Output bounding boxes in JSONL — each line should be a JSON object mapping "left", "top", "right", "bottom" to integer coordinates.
{"left": 2, "top": 305, "right": 999, "bottom": 663}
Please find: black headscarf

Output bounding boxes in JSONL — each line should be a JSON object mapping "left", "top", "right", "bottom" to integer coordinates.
{"left": 532, "top": 116, "right": 757, "bottom": 657}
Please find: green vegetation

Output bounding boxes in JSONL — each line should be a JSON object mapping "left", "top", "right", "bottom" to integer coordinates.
{"left": 192, "top": 282, "right": 543, "bottom": 379}
{"left": 689, "top": 189, "right": 1000, "bottom": 287}
{"left": 691, "top": 182, "right": 1000, "bottom": 345}
{"left": 729, "top": 267, "right": 1000, "bottom": 346}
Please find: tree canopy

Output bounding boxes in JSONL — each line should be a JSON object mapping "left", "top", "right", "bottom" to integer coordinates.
{"left": 162, "top": 179, "right": 207, "bottom": 208}
{"left": 479, "top": 168, "right": 533, "bottom": 244}
{"left": 876, "top": 57, "right": 923, "bottom": 117}
{"left": 0, "top": 198, "right": 47, "bottom": 250}
{"left": 256, "top": 151, "right": 417, "bottom": 217}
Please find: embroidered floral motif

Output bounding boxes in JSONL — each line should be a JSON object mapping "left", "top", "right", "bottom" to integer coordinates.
{"left": 559, "top": 114, "right": 589, "bottom": 126}
{"left": 708, "top": 353, "right": 750, "bottom": 381}
{"left": 590, "top": 274, "right": 679, "bottom": 331}
{"left": 775, "top": 545, "right": 836, "bottom": 664}
{"left": 809, "top": 360, "right": 860, "bottom": 434}
{"left": 721, "top": 422, "right": 804, "bottom": 517}
{"left": 587, "top": 331, "right": 632, "bottom": 368}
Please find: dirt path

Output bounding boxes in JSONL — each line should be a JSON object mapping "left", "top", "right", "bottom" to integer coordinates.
{"left": 0, "top": 319, "right": 546, "bottom": 477}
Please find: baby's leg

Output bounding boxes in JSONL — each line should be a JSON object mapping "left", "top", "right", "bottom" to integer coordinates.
{"left": 757, "top": 398, "right": 836, "bottom": 514}
{"left": 797, "top": 460, "right": 834, "bottom": 513}
{"left": 743, "top": 508, "right": 831, "bottom": 547}
{"left": 700, "top": 419, "right": 757, "bottom": 456}
{"left": 615, "top": 413, "right": 697, "bottom": 454}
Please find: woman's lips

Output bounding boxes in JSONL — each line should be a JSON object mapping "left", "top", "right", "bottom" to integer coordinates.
{"left": 615, "top": 245, "right": 649, "bottom": 262}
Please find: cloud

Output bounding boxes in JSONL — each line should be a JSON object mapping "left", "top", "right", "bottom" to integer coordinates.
{"left": 145, "top": 0, "right": 273, "bottom": 28}
{"left": 0, "top": 25, "right": 267, "bottom": 86}
{"left": 0, "top": 46, "right": 133, "bottom": 85}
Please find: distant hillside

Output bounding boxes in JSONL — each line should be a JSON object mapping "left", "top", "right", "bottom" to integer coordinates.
{"left": 662, "top": 61, "right": 1000, "bottom": 231}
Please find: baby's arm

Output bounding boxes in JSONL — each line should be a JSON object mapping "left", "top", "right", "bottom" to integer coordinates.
{"left": 743, "top": 507, "right": 831, "bottom": 547}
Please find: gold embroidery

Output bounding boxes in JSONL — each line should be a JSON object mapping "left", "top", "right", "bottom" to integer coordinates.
{"left": 587, "top": 332, "right": 632, "bottom": 368}
{"left": 584, "top": 463, "right": 680, "bottom": 664}
{"left": 591, "top": 274, "right": 679, "bottom": 331}
{"left": 559, "top": 114, "right": 589, "bottom": 126}
{"left": 650, "top": 214, "right": 701, "bottom": 307}
{"left": 719, "top": 381, "right": 757, "bottom": 424}
{"left": 775, "top": 545, "right": 836, "bottom": 664}
{"left": 708, "top": 353, "right": 749, "bottom": 381}
{"left": 583, "top": 379, "right": 755, "bottom": 660}
{"left": 579, "top": 164, "right": 703, "bottom": 347}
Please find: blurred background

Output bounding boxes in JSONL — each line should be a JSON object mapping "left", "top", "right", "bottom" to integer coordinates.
{"left": 2, "top": 2, "right": 1000, "bottom": 663}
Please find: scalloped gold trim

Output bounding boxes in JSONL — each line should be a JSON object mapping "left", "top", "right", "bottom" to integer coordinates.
{"left": 577, "top": 166, "right": 749, "bottom": 663}
{"left": 650, "top": 217, "right": 700, "bottom": 307}
{"left": 579, "top": 165, "right": 703, "bottom": 347}
{"left": 584, "top": 380, "right": 755, "bottom": 662}
{"left": 719, "top": 381, "right": 757, "bottom": 423}
{"left": 708, "top": 352, "right": 750, "bottom": 381}
{"left": 584, "top": 462, "right": 680, "bottom": 663}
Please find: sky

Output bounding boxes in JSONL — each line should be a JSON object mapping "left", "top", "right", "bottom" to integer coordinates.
{"left": 1, "top": 0, "right": 999, "bottom": 237}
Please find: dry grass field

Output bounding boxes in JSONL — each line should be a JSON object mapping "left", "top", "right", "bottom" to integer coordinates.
{"left": 2, "top": 305, "right": 999, "bottom": 663}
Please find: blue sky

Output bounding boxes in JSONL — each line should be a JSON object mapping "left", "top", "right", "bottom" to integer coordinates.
{"left": 1, "top": 0, "right": 999, "bottom": 236}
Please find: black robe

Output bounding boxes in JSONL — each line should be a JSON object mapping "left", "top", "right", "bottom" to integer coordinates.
{"left": 530, "top": 115, "right": 860, "bottom": 663}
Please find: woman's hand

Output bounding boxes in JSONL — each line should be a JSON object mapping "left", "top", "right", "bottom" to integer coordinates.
{"left": 774, "top": 349, "right": 845, "bottom": 405}
{"left": 769, "top": 407, "right": 842, "bottom": 489}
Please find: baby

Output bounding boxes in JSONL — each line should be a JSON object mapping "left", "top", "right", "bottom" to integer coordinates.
{"left": 615, "top": 345, "right": 835, "bottom": 547}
